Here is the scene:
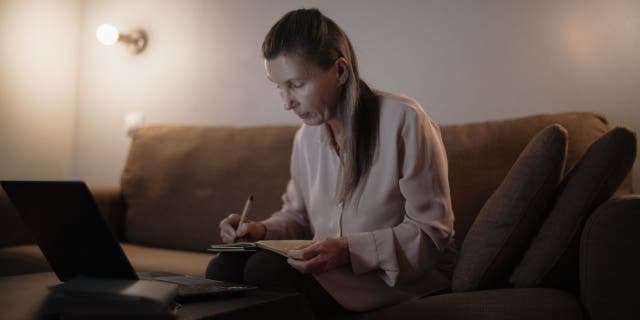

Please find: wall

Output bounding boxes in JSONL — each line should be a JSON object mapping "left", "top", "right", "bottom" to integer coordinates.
{"left": 0, "top": 0, "right": 81, "bottom": 180}
{"left": 3, "top": 0, "right": 639, "bottom": 189}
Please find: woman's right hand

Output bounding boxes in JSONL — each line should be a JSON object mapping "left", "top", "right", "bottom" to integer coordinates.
{"left": 219, "top": 213, "right": 267, "bottom": 244}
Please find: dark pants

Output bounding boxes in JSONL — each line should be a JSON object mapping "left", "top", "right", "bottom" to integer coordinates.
{"left": 205, "top": 250, "right": 351, "bottom": 319}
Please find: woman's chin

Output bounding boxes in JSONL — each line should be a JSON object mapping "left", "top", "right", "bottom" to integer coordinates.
{"left": 301, "top": 117, "right": 323, "bottom": 126}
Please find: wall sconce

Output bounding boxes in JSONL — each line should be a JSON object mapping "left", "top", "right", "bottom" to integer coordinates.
{"left": 96, "top": 24, "right": 147, "bottom": 54}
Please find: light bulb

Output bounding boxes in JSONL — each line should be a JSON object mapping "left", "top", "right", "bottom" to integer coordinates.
{"left": 96, "top": 24, "right": 119, "bottom": 46}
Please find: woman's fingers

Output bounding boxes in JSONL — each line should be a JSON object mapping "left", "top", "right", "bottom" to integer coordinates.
{"left": 236, "top": 223, "right": 249, "bottom": 237}
{"left": 221, "top": 213, "right": 241, "bottom": 227}
{"left": 287, "top": 241, "right": 316, "bottom": 258}
{"left": 219, "top": 221, "right": 236, "bottom": 235}
{"left": 220, "top": 215, "right": 267, "bottom": 244}
{"left": 221, "top": 234, "right": 233, "bottom": 244}
{"left": 286, "top": 238, "right": 349, "bottom": 273}
{"left": 291, "top": 242, "right": 314, "bottom": 250}
{"left": 237, "top": 221, "right": 266, "bottom": 241}
{"left": 287, "top": 255, "right": 323, "bottom": 273}
{"left": 219, "top": 213, "right": 241, "bottom": 243}
{"left": 220, "top": 227, "right": 237, "bottom": 243}
{"left": 288, "top": 242, "right": 319, "bottom": 260}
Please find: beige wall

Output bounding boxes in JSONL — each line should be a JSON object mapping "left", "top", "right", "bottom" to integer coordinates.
{"left": 75, "top": 0, "right": 640, "bottom": 189}
{"left": 2, "top": 0, "right": 639, "bottom": 189}
{"left": 0, "top": 0, "right": 81, "bottom": 180}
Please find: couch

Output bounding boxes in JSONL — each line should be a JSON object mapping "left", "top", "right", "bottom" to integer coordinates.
{"left": 1, "top": 112, "right": 638, "bottom": 319}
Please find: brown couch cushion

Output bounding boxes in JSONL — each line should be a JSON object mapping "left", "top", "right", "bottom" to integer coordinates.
{"left": 121, "top": 243, "right": 214, "bottom": 277}
{"left": 441, "top": 112, "right": 623, "bottom": 248}
{"left": 0, "top": 188, "right": 34, "bottom": 249}
{"left": 0, "top": 243, "right": 213, "bottom": 278}
{"left": 89, "top": 186, "right": 126, "bottom": 241}
{"left": 452, "top": 124, "right": 568, "bottom": 292}
{"left": 510, "top": 127, "right": 637, "bottom": 291}
{"left": 343, "top": 288, "right": 583, "bottom": 320}
{"left": 121, "top": 125, "right": 299, "bottom": 252}
{"left": 0, "top": 244, "right": 51, "bottom": 276}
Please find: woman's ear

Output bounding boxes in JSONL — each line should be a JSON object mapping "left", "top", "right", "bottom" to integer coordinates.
{"left": 335, "top": 57, "right": 349, "bottom": 86}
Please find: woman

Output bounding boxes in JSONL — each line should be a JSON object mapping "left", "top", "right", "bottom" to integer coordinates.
{"left": 206, "top": 8, "right": 456, "bottom": 316}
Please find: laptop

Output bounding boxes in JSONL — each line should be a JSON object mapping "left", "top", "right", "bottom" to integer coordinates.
{"left": 0, "top": 180, "right": 257, "bottom": 300}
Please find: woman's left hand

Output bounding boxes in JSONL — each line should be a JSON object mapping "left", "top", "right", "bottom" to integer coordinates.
{"left": 287, "top": 237, "right": 350, "bottom": 274}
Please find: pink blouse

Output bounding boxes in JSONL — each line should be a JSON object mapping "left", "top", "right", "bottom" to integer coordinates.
{"left": 262, "top": 91, "right": 456, "bottom": 311}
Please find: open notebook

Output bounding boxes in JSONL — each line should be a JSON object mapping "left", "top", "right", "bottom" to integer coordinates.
{"left": 208, "top": 240, "right": 313, "bottom": 257}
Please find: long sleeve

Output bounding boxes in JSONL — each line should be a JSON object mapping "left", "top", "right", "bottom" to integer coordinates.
{"left": 261, "top": 129, "right": 312, "bottom": 240}
{"left": 262, "top": 179, "right": 311, "bottom": 240}
{"left": 346, "top": 107, "right": 455, "bottom": 287}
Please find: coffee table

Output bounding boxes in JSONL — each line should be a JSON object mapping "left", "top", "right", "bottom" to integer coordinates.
{"left": 0, "top": 272, "right": 313, "bottom": 319}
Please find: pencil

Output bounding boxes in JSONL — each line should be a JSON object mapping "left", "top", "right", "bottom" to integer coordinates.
{"left": 236, "top": 195, "right": 254, "bottom": 233}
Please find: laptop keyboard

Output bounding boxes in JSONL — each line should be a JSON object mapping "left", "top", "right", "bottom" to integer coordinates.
{"left": 137, "top": 271, "right": 256, "bottom": 297}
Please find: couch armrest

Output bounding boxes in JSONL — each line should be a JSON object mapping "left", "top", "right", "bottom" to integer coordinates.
{"left": 88, "top": 185, "right": 126, "bottom": 241}
{"left": 0, "top": 188, "right": 33, "bottom": 248}
{"left": 580, "top": 195, "right": 640, "bottom": 320}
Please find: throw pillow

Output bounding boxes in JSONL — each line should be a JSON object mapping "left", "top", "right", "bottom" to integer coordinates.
{"left": 452, "top": 124, "right": 568, "bottom": 292}
{"left": 509, "top": 127, "right": 637, "bottom": 291}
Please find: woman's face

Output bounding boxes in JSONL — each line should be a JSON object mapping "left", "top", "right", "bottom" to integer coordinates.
{"left": 265, "top": 53, "right": 343, "bottom": 126}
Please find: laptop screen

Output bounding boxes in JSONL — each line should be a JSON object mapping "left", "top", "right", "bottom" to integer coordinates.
{"left": 1, "top": 181, "right": 138, "bottom": 281}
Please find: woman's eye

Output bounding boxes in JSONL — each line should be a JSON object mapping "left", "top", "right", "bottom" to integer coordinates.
{"left": 290, "top": 82, "right": 304, "bottom": 89}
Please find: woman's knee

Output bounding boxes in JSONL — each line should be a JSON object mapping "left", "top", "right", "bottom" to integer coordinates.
{"left": 205, "top": 252, "right": 254, "bottom": 283}
{"left": 243, "top": 250, "right": 303, "bottom": 289}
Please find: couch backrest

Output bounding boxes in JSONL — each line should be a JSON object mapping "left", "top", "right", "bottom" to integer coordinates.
{"left": 121, "top": 126, "right": 298, "bottom": 251}
{"left": 120, "top": 112, "right": 631, "bottom": 251}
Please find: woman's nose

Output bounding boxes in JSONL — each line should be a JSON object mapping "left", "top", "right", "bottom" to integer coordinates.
{"left": 285, "top": 99, "right": 297, "bottom": 110}
{"left": 281, "top": 91, "right": 296, "bottom": 110}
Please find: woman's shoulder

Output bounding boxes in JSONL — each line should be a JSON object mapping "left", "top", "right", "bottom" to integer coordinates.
{"left": 292, "top": 123, "right": 324, "bottom": 146}
{"left": 375, "top": 90, "right": 422, "bottom": 110}
{"left": 373, "top": 89, "right": 432, "bottom": 131}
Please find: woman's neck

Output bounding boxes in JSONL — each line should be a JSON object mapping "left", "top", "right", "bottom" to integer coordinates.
{"left": 326, "top": 117, "right": 344, "bottom": 153}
